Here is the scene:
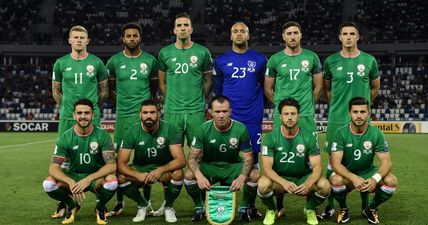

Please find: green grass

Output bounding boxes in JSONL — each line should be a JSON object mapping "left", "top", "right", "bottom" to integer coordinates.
{"left": 0, "top": 133, "right": 427, "bottom": 225}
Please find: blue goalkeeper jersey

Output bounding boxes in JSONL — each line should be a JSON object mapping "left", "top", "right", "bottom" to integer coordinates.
{"left": 213, "top": 49, "right": 267, "bottom": 125}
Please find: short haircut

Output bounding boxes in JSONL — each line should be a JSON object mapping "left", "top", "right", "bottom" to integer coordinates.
{"left": 339, "top": 22, "right": 359, "bottom": 34}
{"left": 282, "top": 21, "right": 301, "bottom": 32}
{"left": 278, "top": 98, "right": 300, "bottom": 113}
{"left": 122, "top": 22, "right": 142, "bottom": 35}
{"left": 211, "top": 95, "right": 230, "bottom": 107}
{"left": 74, "top": 99, "right": 93, "bottom": 111}
{"left": 141, "top": 99, "right": 158, "bottom": 110}
{"left": 175, "top": 12, "right": 192, "bottom": 24}
{"left": 349, "top": 97, "right": 369, "bottom": 111}
{"left": 69, "top": 25, "right": 88, "bottom": 37}
{"left": 231, "top": 21, "right": 249, "bottom": 33}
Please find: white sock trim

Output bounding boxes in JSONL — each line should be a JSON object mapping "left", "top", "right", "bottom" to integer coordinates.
{"left": 184, "top": 179, "right": 197, "bottom": 186}
{"left": 171, "top": 179, "right": 184, "bottom": 186}
{"left": 332, "top": 185, "right": 347, "bottom": 193}
{"left": 246, "top": 182, "right": 258, "bottom": 187}
{"left": 119, "top": 181, "right": 132, "bottom": 188}
{"left": 103, "top": 180, "right": 118, "bottom": 191}
{"left": 257, "top": 189, "right": 273, "bottom": 198}
{"left": 42, "top": 180, "right": 59, "bottom": 192}
{"left": 380, "top": 185, "right": 397, "bottom": 194}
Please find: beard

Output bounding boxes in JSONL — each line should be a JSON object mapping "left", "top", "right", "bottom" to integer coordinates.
{"left": 125, "top": 41, "right": 140, "bottom": 52}
{"left": 77, "top": 118, "right": 92, "bottom": 129}
{"left": 143, "top": 118, "right": 157, "bottom": 128}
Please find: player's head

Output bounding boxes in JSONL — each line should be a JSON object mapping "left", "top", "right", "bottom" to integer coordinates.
{"left": 73, "top": 99, "right": 94, "bottom": 129}
{"left": 174, "top": 12, "right": 193, "bottom": 42}
{"left": 278, "top": 98, "right": 300, "bottom": 129}
{"left": 122, "top": 22, "right": 142, "bottom": 51}
{"left": 68, "top": 25, "right": 89, "bottom": 52}
{"left": 282, "top": 21, "right": 302, "bottom": 49}
{"left": 349, "top": 97, "right": 369, "bottom": 128}
{"left": 230, "top": 22, "right": 249, "bottom": 47}
{"left": 211, "top": 95, "right": 232, "bottom": 130}
{"left": 140, "top": 99, "right": 160, "bottom": 129}
{"left": 339, "top": 22, "right": 360, "bottom": 49}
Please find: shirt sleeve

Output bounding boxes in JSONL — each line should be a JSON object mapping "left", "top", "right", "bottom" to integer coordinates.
{"left": 202, "top": 48, "right": 213, "bottom": 73}
{"left": 312, "top": 53, "right": 323, "bottom": 75}
{"left": 369, "top": 57, "right": 380, "bottom": 81}
{"left": 96, "top": 58, "right": 109, "bottom": 82}
{"left": 265, "top": 56, "right": 277, "bottom": 78}
{"left": 53, "top": 136, "right": 67, "bottom": 157}
{"left": 331, "top": 129, "right": 344, "bottom": 152}
{"left": 120, "top": 127, "right": 135, "bottom": 150}
{"left": 323, "top": 58, "right": 332, "bottom": 81}
{"left": 239, "top": 127, "right": 252, "bottom": 153}
{"left": 158, "top": 50, "right": 167, "bottom": 72}
{"left": 307, "top": 133, "right": 321, "bottom": 156}
{"left": 52, "top": 60, "right": 62, "bottom": 82}
{"left": 149, "top": 57, "right": 159, "bottom": 79}
{"left": 106, "top": 57, "right": 116, "bottom": 79}
{"left": 374, "top": 130, "right": 389, "bottom": 153}
{"left": 190, "top": 125, "right": 204, "bottom": 150}
{"left": 101, "top": 131, "right": 115, "bottom": 153}
{"left": 261, "top": 132, "right": 274, "bottom": 157}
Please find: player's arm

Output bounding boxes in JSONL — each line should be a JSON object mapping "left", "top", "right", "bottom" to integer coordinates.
{"left": 117, "top": 148, "right": 143, "bottom": 181}
{"left": 98, "top": 79, "right": 109, "bottom": 106}
{"left": 149, "top": 76, "right": 159, "bottom": 100}
{"left": 361, "top": 151, "right": 392, "bottom": 192}
{"left": 261, "top": 155, "right": 297, "bottom": 194}
{"left": 331, "top": 150, "right": 365, "bottom": 191}
{"left": 203, "top": 70, "right": 213, "bottom": 97}
{"left": 370, "top": 78, "right": 380, "bottom": 103}
{"left": 49, "top": 156, "right": 76, "bottom": 187}
{"left": 145, "top": 144, "right": 186, "bottom": 183}
{"left": 158, "top": 70, "right": 166, "bottom": 96}
{"left": 188, "top": 146, "right": 211, "bottom": 190}
{"left": 324, "top": 79, "right": 331, "bottom": 104}
{"left": 108, "top": 78, "right": 116, "bottom": 102}
{"left": 52, "top": 81, "right": 62, "bottom": 105}
{"left": 230, "top": 151, "right": 253, "bottom": 191}
{"left": 313, "top": 72, "right": 323, "bottom": 103}
{"left": 295, "top": 154, "right": 322, "bottom": 195}
{"left": 264, "top": 76, "right": 275, "bottom": 103}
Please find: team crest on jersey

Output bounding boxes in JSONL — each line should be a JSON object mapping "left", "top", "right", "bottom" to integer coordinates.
{"left": 363, "top": 141, "right": 373, "bottom": 154}
{"left": 190, "top": 55, "right": 198, "bottom": 68}
{"left": 296, "top": 144, "right": 306, "bottom": 157}
{"left": 247, "top": 60, "right": 256, "bottom": 72}
{"left": 357, "top": 64, "right": 365, "bottom": 76}
{"left": 301, "top": 60, "right": 310, "bottom": 72}
{"left": 89, "top": 141, "right": 99, "bottom": 154}
{"left": 157, "top": 137, "right": 165, "bottom": 148}
{"left": 86, "top": 65, "right": 95, "bottom": 77}
{"left": 229, "top": 138, "right": 238, "bottom": 149}
{"left": 140, "top": 63, "right": 148, "bottom": 74}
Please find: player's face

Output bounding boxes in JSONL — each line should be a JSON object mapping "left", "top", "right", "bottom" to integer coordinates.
{"left": 212, "top": 101, "right": 232, "bottom": 129}
{"left": 73, "top": 105, "right": 93, "bottom": 129}
{"left": 230, "top": 23, "right": 249, "bottom": 46}
{"left": 123, "top": 28, "right": 141, "bottom": 51}
{"left": 174, "top": 17, "right": 193, "bottom": 41}
{"left": 339, "top": 26, "right": 359, "bottom": 48}
{"left": 140, "top": 105, "right": 159, "bottom": 129}
{"left": 350, "top": 105, "right": 369, "bottom": 127}
{"left": 280, "top": 106, "right": 299, "bottom": 129}
{"left": 68, "top": 31, "right": 89, "bottom": 52}
{"left": 282, "top": 26, "right": 301, "bottom": 49}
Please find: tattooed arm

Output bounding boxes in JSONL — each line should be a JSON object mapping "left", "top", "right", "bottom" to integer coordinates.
{"left": 52, "top": 81, "right": 62, "bottom": 105}
{"left": 188, "top": 146, "right": 211, "bottom": 190}
{"left": 98, "top": 80, "right": 109, "bottom": 107}
{"left": 230, "top": 151, "right": 253, "bottom": 191}
{"left": 49, "top": 156, "right": 76, "bottom": 187}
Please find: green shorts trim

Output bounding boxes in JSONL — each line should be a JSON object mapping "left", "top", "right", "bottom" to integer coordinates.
{"left": 163, "top": 112, "right": 205, "bottom": 144}
{"left": 199, "top": 162, "right": 243, "bottom": 185}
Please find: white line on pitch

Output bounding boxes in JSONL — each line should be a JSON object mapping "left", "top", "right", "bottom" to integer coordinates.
{"left": 0, "top": 139, "right": 56, "bottom": 149}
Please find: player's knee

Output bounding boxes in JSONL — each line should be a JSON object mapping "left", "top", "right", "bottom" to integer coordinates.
{"left": 329, "top": 174, "right": 345, "bottom": 186}
{"left": 43, "top": 179, "right": 59, "bottom": 192}
{"left": 382, "top": 173, "right": 398, "bottom": 187}
{"left": 184, "top": 170, "right": 195, "bottom": 180}
{"left": 248, "top": 169, "right": 260, "bottom": 183}
{"left": 257, "top": 176, "right": 272, "bottom": 194}
{"left": 317, "top": 177, "right": 331, "bottom": 195}
{"left": 117, "top": 173, "right": 127, "bottom": 184}
{"left": 171, "top": 169, "right": 184, "bottom": 181}
{"left": 103, "top": 179, "right": 118, "bottom": 191}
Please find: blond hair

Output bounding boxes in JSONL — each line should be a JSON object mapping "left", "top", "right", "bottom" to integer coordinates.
{"left": 69, "top": 25, "right": 88, "bottom": 37}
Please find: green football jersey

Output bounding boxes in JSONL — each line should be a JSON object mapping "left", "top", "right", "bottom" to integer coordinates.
{"left": 107, "top": 51, "right": 158, "bottom": 117}
{"left": 324, "top": 51, "right": 379, "bottom": 124}
{"left": 191, "top": 120, "right": 252, "bottom": 164}
{"left": 266, "top": 48, "right": 322, "bottom": 116}
{"left": 261, "top": 127, "right": 320, "bottom": 177}
{"left": 120, "top": 120, "right": 182, "bottom": 166}
{"left": 53, "top": 126, "right": 114, "bottom": 173}
{"left": 158, "top": 43, "right": 213, "bottom": 113}
{"left": 52, "top": 54, "right": 108, "bottom": 120}
{"left": 331, "top": 124, "right": 388, "bottom": 174}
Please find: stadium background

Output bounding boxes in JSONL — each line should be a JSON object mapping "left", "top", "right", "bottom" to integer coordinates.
{"left": 0, "top": 0, "right": 427, "bottom": 224}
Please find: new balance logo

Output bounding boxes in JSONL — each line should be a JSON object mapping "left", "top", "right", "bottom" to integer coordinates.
{"left": 209, "top": 139, "right": 216, "bottom": 143}
{"left": 337, "top": 67, "right": 343, "bottom": 71}
{"left": 65, "top": 67, "right": 72, "bottom": 71}
{"left": 138, "top": 141, "right": 145, "bottom": 145}
{"left": 227, "top": 62, "right": 233, "bottom": 66}
{"left": 72, "top": 145, "right": 78, "bottom": 150}
{"left": 281, "top": 64, "right": 287, "bottom": 68}
{"left": 120, "top": 65, "right": 126, "bottom": 69}
{"left": 277, "top": 147, "right": 283, "bottom": 151}
{"left": 172, "top": 58, "right": 177, "bottom": 62}
{"left": 346, "top": 143, "right": 353, "bottom": 147}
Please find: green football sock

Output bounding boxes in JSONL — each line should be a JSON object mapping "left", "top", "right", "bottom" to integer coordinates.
{"left": 306, "top": 192, "right": 327, "bottom": 210}
{"left": 184, "top": 182, "right": 204, "bottom": 208}
{"left": 165, "top": 181, "right": 183, "bottom": 207}
{"left": 327, "top": 193, "right": 336, "bottom": 208}
{"left": 259, "top": 191, "right": 276, "bottom": 211}
{"left": 246, "top": 182, "right": 258, "bottom": 206}
{"left": 332, "top": 187, "right": 348, "bottom": 209}
{"left": 276, "top": 195, "right": 284, "bottom": 209}
{"left": 96, "top": 187, "right": 116, "bottom": 209}
{"left": 368, "top": 186, "right": 394, "bottom": 209}
{"left": 116, "top": 186, "right": 124, "bottom": 203}
{"left": 123, "top": 183, "right": 148, "bottom": 207}
{"left": 143, "top": 185, "right": 151, "bottom": 202}
{"left": 46, "top": 187, "right": 78, "bottom": 208}
{"left": 360, "top": 191, "right": 369, "bottom": 210}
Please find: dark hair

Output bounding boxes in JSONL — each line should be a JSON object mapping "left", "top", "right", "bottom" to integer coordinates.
{"left": 122, "top": 22, "right": 142, "bottom": 35}
{"left": 349, "top": 97, "right": 369, "bottom": 111}
{"left": 211, "top": 95, "right": 230, "bottom": 107}
{"left": 140, "top": 99, "right": 159, "bottom": 110}
{"left": 278, "top": 98, "right": 300, "bottom": 113}
{"left": 74, "top": 99, "right": 93, "bottom": 111}
{"left": 282, "top": 21, "right": 301, "bottom": 32}
{"left": 339, "top": 22, "right": 359, "bottom": 34}
{"left": 175, "top": 12, "right": 191, "bottom": 21}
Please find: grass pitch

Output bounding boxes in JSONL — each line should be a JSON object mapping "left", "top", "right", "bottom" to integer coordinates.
{"left": 0, "top": 132, "right": 427, "bottom": 225}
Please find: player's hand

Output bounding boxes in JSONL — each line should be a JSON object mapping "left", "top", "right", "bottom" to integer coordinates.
{"left": 230, "top": 174, "right": 247, "bottom": 191}
{"left": 196, "top": 174, "right": 211, "bottom": 191}
{"left": 144, "top": 168, "right": 163, "bottom": 184}
{"left": 282, "top": 181, "right": 298, "bottom": 194}
{"left": 71, "top": 177, "right": 91, "bottom": 194}
{"left": 361, "top": 178, "right": 377, "bottom": 192}
{"left": 293, "top": 184, "right": 310, "bottom": 196}
{"left": 135, "top": 172, "right": 148, "bottom": 183}
{"left": 351, "top": 176, "right": 367, "bottom": 191}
